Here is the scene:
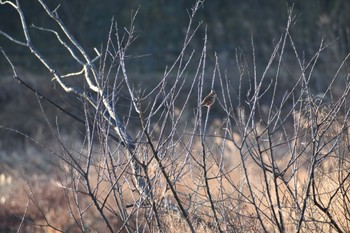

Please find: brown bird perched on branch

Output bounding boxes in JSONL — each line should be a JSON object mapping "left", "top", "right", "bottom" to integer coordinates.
{"left": 201, "top": 90, "right": 216, "bottom": 108}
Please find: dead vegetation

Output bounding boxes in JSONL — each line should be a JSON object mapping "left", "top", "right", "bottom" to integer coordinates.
{"left": 0, "top": 0, "right": 350, "bottom": 232}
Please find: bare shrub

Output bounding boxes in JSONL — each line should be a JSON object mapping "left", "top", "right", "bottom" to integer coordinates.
{"left": 1, "top": 1, "right": 350, "bottom": 232}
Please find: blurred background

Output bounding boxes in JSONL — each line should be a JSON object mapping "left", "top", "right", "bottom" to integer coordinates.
{"left": 0, "top": 0, "right": 349, "bottom": 75}
{"left": 0, "top": 0, "right": 349, "bottom": 162}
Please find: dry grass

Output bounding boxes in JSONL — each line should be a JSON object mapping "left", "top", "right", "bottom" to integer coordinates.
{"left": 1, "top": 121, "right": 349, "bottom": 232}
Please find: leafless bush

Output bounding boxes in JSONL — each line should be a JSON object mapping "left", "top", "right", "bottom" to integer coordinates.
{"left": 1, "top": 0, "right": 350, "bottom": 232}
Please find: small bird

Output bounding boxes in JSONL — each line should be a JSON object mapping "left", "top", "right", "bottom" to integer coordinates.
{"left": 201, "top": 90, "right": 216, "bottom": 108}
